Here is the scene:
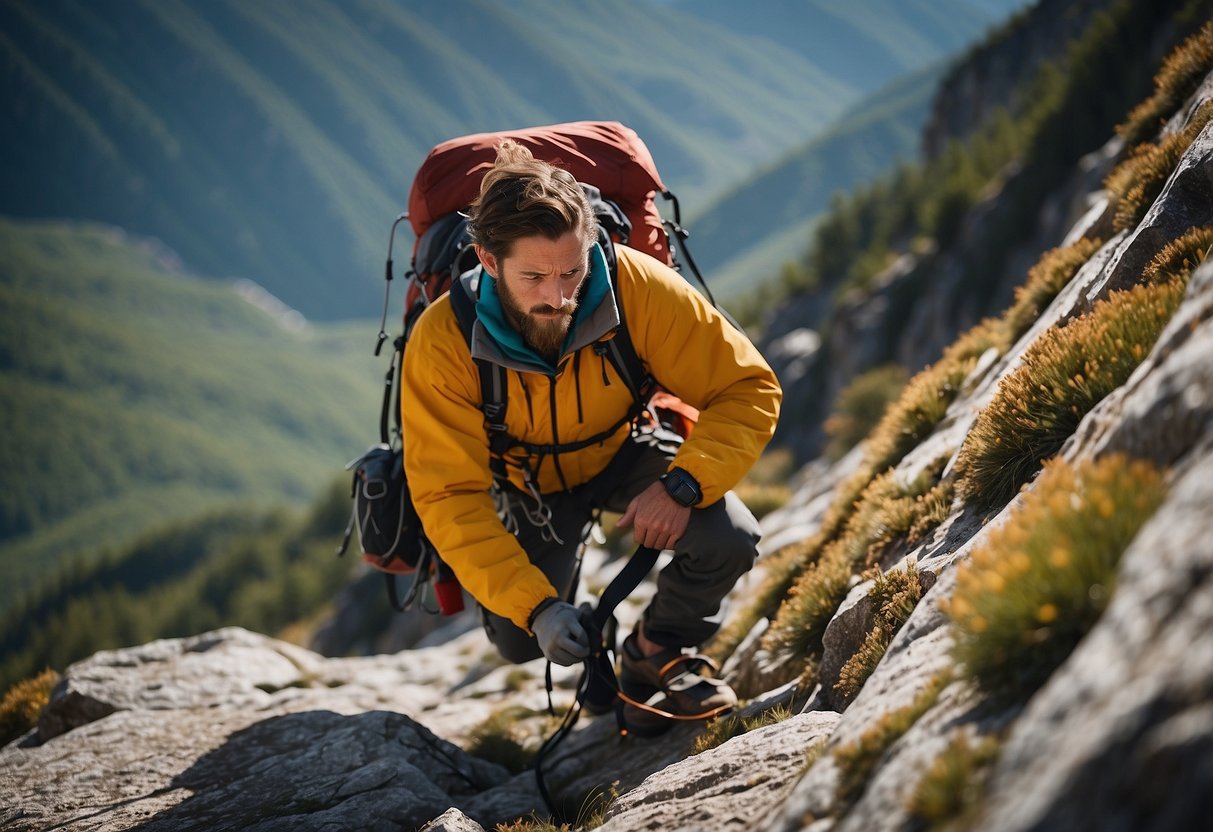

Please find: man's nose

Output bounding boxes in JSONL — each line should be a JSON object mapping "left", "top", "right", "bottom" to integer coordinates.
{"left": 544, "top": 280, "right": 568, "bottom": 308}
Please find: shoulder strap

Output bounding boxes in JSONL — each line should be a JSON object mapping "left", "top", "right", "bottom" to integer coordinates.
{"left": 450, "top": 275, "right": 514, "bottom": 485}
{"left": 595, "top": 251, "right": 653, "bottom": 405}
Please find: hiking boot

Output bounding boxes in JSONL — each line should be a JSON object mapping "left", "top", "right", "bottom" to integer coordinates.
{"left": 618, "top": 633, "right": 737, "bottom": 737}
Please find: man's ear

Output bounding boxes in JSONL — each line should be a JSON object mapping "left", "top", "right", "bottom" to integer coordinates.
{"left": 474, "top": 245, "right": 499, "bottom": 280}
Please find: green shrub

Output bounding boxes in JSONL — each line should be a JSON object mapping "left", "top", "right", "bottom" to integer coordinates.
{"left": 958, "top": 279, "right": 1186, "bottom": 511}
{"left": 823, "top": 365, "right": 911, "bottom": 462}
{"left": 0, "top": 668, "right": 60, "bottom": 745}
{"left": 1004, "top": 237, "right": 1104, "bottom": 341}
{"left": 834, "top": 565, "right": 925, "bottom": 703}
{"left": 906, "top": 733, "right": 1004, "bottom": 829}
{"left": 833, "top": 671, "right": 951, "bottom": 807}
{"left": 946, "top": 455, "right": 1166, "bottom": 705}
{"left": 1118, "top": 22, "right": 1213, "bottom": 146}
{"left": 1106, "top": 101, "right": 1213, "bottom": 232}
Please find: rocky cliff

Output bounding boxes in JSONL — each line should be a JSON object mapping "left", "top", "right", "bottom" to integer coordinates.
{"left": 5, "top": 17, "right": 1213, "bottom": 832}
{"left": 760, "top": 0, "right": 1205, "bottom": 463}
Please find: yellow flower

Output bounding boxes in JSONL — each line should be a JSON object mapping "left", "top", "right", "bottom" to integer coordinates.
{"left": 1049, "top": 547, "right": 1071, "bottom": 569}
{"left": 1037, "top": 603, "right": 1059, "bottom": 623}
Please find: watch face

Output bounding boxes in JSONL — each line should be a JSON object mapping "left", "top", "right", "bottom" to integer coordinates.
{"left": 663, "top": 470, "right": 700, "bottom": 506}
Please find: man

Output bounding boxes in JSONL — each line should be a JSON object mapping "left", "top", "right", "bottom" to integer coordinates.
{"left": 402, "top": 140, "right": 781, "bottom": 732}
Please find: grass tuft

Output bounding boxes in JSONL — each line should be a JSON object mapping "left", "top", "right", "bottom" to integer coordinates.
{"left": 1142, "top": 225, "right": 1213, "bottom": 284}
{"left": 957, "top": 278, "right": 1186, "bottom": 511}
{"left": 1118, "top": 22, "right": 1213, "bottom": 147}
{"left": 862, "top": 318, "right": 1008, "bottom": 476}
{"left": 763, "top": 466, "right": 943, "bottom": 667}
{"left": 946, "top": 455, "right": 1167, "bottom": 705}
{"left": 906, "top": 733, "right": 1004, "bottom": 829}
{"left": 0, "top": 668, "right": 59, "bottom": 745}
{"left": 495, "top": 817, "right": 570, "bottom": 832}
{"left": 1106, "top": 101, "right": 1213, "bottom": 233}
{"left": 833, "top": 671, "right": 951, "bottom": 807}
{"left": 834, "top": 564, "right": 925, "bottom": 703}
{"left": 1004, "top": 237, "right": 1104, "bottom": 341}
{"left": 691, "top": 702, "right": 794, "bottom": 755}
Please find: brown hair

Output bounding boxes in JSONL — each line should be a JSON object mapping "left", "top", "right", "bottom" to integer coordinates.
{"left": 466, "top": 140, "right": 597, "bottom": 259}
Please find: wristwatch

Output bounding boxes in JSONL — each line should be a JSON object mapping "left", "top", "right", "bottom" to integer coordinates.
{"left": 660, "top": 467, "right": 703, "bottom": 507}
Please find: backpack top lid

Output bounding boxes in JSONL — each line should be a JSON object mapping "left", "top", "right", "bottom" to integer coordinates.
{"left": 407, "top": 121, "right": 672, "bottom": 266}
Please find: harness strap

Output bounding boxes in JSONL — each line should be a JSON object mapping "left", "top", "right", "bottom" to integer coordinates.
{"left": 533, "top": 545, "right": 659, "bottom": 821}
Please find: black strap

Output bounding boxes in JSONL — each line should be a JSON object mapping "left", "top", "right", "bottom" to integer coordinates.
{"left": 533, "top": 545, "right": 660, "bottom": 822}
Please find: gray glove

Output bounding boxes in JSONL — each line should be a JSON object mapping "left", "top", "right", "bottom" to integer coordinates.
{"left": 531, "top": 600, "right": 590, "bottom": 666}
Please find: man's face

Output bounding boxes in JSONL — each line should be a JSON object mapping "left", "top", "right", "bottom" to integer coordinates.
{"left": 477, "top": 231, "right": 590, "bottom": 362}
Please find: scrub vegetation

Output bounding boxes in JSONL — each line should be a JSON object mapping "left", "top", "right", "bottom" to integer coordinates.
{"left": 945, "top": 455, "right": 1167, "bottom": 705}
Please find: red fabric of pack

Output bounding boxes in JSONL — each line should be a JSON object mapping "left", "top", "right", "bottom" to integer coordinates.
{"left": 407, "top": 120, "right": 673, "bottom": 266}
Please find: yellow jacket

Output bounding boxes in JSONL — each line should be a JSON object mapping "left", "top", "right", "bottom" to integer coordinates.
{"left": 402, "top": 244, "right": 781, "bottom": 630}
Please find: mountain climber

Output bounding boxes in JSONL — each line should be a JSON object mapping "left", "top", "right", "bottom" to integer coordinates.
{"left": 400, "top": 140, "right": 781, "bottom": 731}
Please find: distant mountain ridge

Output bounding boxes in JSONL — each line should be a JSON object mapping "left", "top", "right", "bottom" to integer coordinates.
{"left": 3, "top": 0, "right": 1023, "bottom": 320}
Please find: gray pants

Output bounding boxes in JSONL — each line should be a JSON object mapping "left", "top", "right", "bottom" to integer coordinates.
{"left": 482, "top": 431, "right": 761, "bottom": 663}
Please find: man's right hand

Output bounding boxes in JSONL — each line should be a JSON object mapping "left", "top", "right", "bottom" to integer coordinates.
{"left": 531, "top": 600, "right": 590, "bottom": 666}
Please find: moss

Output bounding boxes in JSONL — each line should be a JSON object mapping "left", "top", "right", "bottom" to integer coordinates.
{"left": 0, "top": 668, "right": 59, "bottom": 745}
{"left": 958, "top": 278, "right": 1186, "bottom": 511}
{"left": 1004, "top": 236, "right": 1104, "bottom": 341}
{"left": 504, "top": 668, "right": 533, "bottom": 692}
{"left": 465, "top": 705, "right": 561, "bottom": 775}
{"left": 834, "top": 564, "right": 925, "bottom": 703}
{"left": 1118, "top": 22, "right": 1213, "bottom": 147}
{"left": 833, "top": 671, "right": 951, "bottom": 807}
{"left": 1106, "top": 101, "right": 1213, "bottom": 233}
{"left": 906, "top": 733, "right": 1004, "bottom": 829}
{"left": 946, "top": 455, "right": 1166, "bottom": 705}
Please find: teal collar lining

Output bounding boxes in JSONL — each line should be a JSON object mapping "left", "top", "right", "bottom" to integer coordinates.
{"left": 473, "top": 242, "right": 612, "bottom": 374}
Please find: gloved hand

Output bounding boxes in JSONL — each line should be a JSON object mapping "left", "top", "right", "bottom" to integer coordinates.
{"left": 531, "top": 600, "right": 590, "bottom": 666}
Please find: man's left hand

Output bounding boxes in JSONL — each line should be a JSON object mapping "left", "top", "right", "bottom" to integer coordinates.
{"left": 616, "top": 481, "right": 691, "bottom": 551}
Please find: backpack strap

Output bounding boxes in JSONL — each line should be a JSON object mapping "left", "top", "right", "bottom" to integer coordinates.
{"left": 449, "top": 274, "right": 513, "bottom": 487}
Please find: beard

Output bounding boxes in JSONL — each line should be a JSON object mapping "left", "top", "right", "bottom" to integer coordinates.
{"left": 497, "top": 275, "right": 579, "bottom": 364}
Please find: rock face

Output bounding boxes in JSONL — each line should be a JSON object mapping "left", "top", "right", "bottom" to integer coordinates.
{"left": 1, "top": 628, "right": 528, "bottom": 832}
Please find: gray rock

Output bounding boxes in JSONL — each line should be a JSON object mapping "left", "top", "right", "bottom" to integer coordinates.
{"left": 598, "top": 711, "right": 839, "bottom": 832}
{"left": 420, "top": 808, "right": 486, "bottom": 832}
{"left": 38, "top": 627, "right": 316, "bottom": 740}
{"left": 3, "top": 629, "right": 520, "bottom": 832}
{"left": 976, "top": 442, "right": 1213, "bottom": 832}
{"left": 1085, "top": 122, "right": 1213, "bottom": 309}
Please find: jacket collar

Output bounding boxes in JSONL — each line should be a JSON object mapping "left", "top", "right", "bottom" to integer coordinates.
{"left": 464, "top": 242, "right": 618, "bottom": 374}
